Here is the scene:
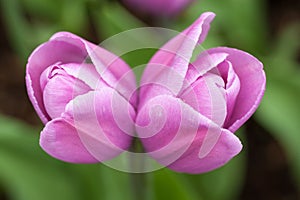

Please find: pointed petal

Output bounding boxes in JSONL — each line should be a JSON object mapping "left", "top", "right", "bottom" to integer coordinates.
{"left": 207, "top": 47, "right": 266, "bottom": 132}
{"left": 140, "top": 12, "right": 216, "bottom": 103}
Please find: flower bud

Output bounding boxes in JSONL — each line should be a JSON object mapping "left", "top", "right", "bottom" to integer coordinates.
{"left": 26, "top": 32, "right": 136, "bottom": 163}
{"left": 136, "top": 12, "right": 266, "bottom": 173}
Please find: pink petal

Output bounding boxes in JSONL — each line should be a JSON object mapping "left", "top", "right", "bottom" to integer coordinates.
{"left": 52, "top": 32, "right": 137, "bottom": 106}
{"left": 26, "top": 38, "right": 87, "bottom": 123}
{"left": 136, "top": 95, "right": 242, "bottom": 173}
{"left": 41, "top": 87, "right": 135, "bottom": 163}
{"left": 62, "top": 88, "right": 136, "bottom": 161}
{"left": 184, "top": 52, "right": 228, "bottom": 88}
{"left": 215, "top": 60, "right": 241, "bottom": 125}
{"left": 27, "top": 31, "right": 137, "bottom": 125}
{"left": 180, "top": 72, "right": 227, "bottom": 126}
{"left": 140, "top": 12, "right": 215, "bottom": 103}
{"left": 58, "top": 63, "right": 105, "bottom": 90}
{"left": 168, "top": 127, "right": 242, "bottom": 173}
{"left": 40, "top": 118, "right": 98, "bottom": 163}
{"left": 43, "top": 71, "right": 91, "bottom": 119}
{"left": 207, "top": 47, "right": 266, "bottom": 132}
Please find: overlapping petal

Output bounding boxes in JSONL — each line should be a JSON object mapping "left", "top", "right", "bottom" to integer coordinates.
{"left": 26, "top": 32, "right": 137, "bottom": 125}
{"left": 180, "top": 73, "right": 227, "bottom": 126}
{"left": 40, "top": 118, "right": 98, "bottom": 163}
{"left": 136, "top": 95, "right": 242, "bottom": 173}
{"left": 42, "top": 72, "right": 91, "bottom": 119}
{"left": 139, "top": 12, "right": 216, "bottom": 107}
{"left": 51, "top": 32, "right": 137, "bottom": 106}
{"left": 26, "top": 38, "right": 86, "bottom": 123}
{"left": 207, "top": 47, "right": 266, "bottom": 132}
{"left": 27, "top": 12, "right": 265, "bottom": 173}
{"left": 40, "top": 88, "right": 136, "bottom": 163}
{"left": 136, "top": 12, "right": 265, "bottom": 173}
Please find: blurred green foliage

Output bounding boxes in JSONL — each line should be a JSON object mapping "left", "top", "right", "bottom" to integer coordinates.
{"left": 0, "top": 0, "right": 299, "bottom": 199}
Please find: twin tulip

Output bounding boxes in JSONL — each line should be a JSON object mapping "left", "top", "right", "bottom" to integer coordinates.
{"left": 26, "top": 12, "right": 265, "bottom": 173}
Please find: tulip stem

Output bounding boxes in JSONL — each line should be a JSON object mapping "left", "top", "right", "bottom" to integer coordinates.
{"left": 129, "top": 138, "right": 152, "bottom": 200}
{"left": 130, "top": 172, "right": 150, "bottom": 200}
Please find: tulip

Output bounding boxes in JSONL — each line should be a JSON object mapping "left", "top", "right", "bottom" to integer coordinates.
{"left": 26, "top": 32, "right": 137, "bottom": 163}
{"left": 136, "top": 12, "right": 266, "bottom": 173}
{"left": 122, "top": 0, "right": 194, "bottom": 18}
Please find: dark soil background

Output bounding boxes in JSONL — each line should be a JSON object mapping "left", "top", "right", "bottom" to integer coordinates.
{"left": 0, "top": 0, "right": 299, "bottom": 199}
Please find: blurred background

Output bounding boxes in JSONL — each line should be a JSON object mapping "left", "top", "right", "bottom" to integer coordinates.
{"left": 0, "top": 0, "right": 299, "bottom": 199}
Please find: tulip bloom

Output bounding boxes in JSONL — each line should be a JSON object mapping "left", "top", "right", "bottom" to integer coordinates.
{"left": 26, "top": 32, "right": 137, "bottom": 163}
{"left": 122, "top": 0, "right": 194, "bottom": 18}
{"left": 136, "top": 12, "right": 266, "bottom": 173}
{"left": 26, "top": 12, "right": 265, "bottom": 174}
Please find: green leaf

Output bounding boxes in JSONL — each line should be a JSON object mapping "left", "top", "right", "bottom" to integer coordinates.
{"left": 66, "top": 164, "right": 134, "bottom": 200}
{"left": 0, "top": 115, "right": 136, "bottom": 200}
{"left": 59, "top": 0, "right": 88, "bottom": 34}
{"left": 0, "top": 0, "right": 32, "bottom": 60}
{"left": 153, "top": 168, "right": 202, "bottom": 200}
{"left": 256, "top": 23, "right": 300, "bottom": 187}
{"left": 0, "top": 115, "right": 83, "bottom": 200}
{"left": 20, "top": 0, "right": 61, "bottom": 21}
{"left": 255, "top": 77, "right": 300, "bottom": 187}
{"left": 92, "top": 1, "right": 145, "bottom": 39}
{"left": 177, "top": 0, "right": 267, "bottom": 53}
{"left": 98, "top": 165, "right": 133, "bottom": 200}
{"left": 271, "top": 23, "right": 300, "bottom": 60}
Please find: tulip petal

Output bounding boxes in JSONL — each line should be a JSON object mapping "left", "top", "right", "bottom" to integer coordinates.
{"left": 40, "top": 118, "right": 98, "bottom": 163}
{"left": 26, "top": 38, "right": 87, "bottom": 123}
{"left": 51, "top": 32, "right": 137, "bottom": 105}
{"left": 27, "top": 31, "right": 137, "bottom": 124}
{"left": 43, "top": 72, "right": 91, "bottom": 119}
{"left": 41, "top": 88, "right": 135, "bottom": 163}
{"left": 140, "top": 12, "right": 215, "bottom": 102}
{"left": 168, "top": 127, "right": 242, "bottom": 173}
{"left": 215, "top": 60, "right": 241, "bottom": 125}
{"left": 62, "top": 88, "right": 136, "bottom": 161}
{"left": 207, "top": 47, "right": 266, "bottom": 132}
{"left": 184, "top": 52, "right": 228, "bottom": 87}
{"left": 136, "top": 95, "right": 242, "bottom": 173}
{"left": 58, "top": 63, "right": 105, "bottom": 90}
{"left": 180, "top": 73, "right": 227, "bottom": 126}
{"left": 51, "top": 32, "right": 134, "bottom": 80}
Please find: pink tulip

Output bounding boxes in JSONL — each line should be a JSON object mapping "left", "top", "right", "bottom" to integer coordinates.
{"left": 122, "top": 0, "right": 194, "bottom": 18}
{"left": 136, "top": 12, "right": 266, "bottom": 173}
{"left": 26, "top": 12, "right": 265, "bottom": 174}
{"left": 26, "top": 32, "right": 137, "bottom": 163}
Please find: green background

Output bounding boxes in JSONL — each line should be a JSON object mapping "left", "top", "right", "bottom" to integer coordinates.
{"left": 0, "top": 0, "right": 299, "bottom": 199}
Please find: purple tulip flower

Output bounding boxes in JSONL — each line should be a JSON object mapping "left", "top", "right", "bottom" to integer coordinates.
{"left": 26, "top": 12, "right": 265, "bottom": 174}
{"left": 26, "top": 32, "right": 137, "bottom": 163}
{"left": 136, "top": 12, "right": 266, "bottom": 173}
{"left": 122, "top": 0, "right": 194, "bottom": 18}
